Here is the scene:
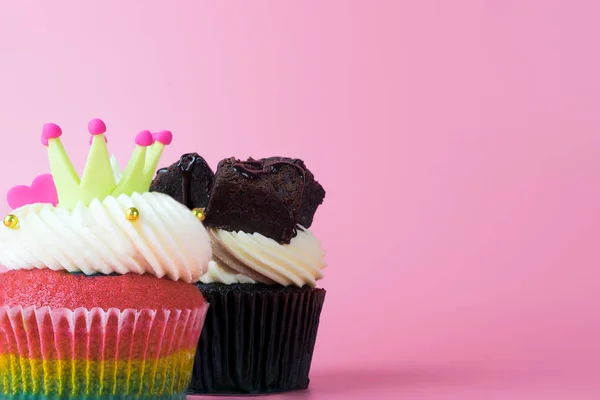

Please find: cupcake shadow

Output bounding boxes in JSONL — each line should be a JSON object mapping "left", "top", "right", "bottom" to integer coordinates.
{"left": 306, "top": 365, "right": 514, "bottom": 395}
{"left": 189, "top": 366, "right": 521, "bottom": 399}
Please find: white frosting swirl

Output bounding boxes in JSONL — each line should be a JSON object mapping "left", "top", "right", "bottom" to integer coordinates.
{"left": 200, "top": 260, "right": 256, "bottom": 284}
{"left": 0, "top": 192, "right": 212, "bottom": 283}
{"left": 211, "top": 228, "right": 326, "bottom": 287}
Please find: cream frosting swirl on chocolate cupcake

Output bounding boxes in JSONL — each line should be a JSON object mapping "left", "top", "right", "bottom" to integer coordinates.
{"left": 200, "top": 260, "right": 256, "bottom": 284}
{"left": 202, "top": 227, "right": 326, "bottom": 287}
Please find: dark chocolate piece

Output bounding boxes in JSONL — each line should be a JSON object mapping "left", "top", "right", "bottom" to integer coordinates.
{"left": 259, "top": 157, "right": 325, "bottom": 228}
{"left": 189, "top": 283, "right": 326, "bottom": 394}
{"left": 204, "top": 157, "right": 308, "bottom": 244}
{"left": 150, "top": 153, "right": 214, "bottom": 209}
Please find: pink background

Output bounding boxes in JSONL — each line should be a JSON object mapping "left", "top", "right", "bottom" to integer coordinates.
{"left": 1, "top": 1, "right": 600, "bottom": 398}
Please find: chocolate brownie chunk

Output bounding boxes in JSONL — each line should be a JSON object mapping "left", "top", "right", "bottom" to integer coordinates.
{"left": 259, "top": 157, "right": 325, "bottom": 228}
{"left": 150, "top": 153, "right": 214, "bottom": 209}
{"left": 205, "top": 157, "right": 307, "bottom": 244}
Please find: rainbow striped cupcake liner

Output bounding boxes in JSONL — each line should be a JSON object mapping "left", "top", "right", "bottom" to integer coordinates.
{"left": 0, "top": 305, "right": 208, "bottom": 399}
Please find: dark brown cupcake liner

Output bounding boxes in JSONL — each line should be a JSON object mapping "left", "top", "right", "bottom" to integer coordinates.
{"left": 189, "top": 283, "right": 326, "bottom": 395}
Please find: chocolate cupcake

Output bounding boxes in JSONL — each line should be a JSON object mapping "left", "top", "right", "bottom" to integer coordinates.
{"left": 151, "top": 155, "right": 327, "bottom": 394}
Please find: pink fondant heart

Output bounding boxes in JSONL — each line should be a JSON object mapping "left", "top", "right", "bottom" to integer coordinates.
{"left": 6, "top": 174, "right": 58, "bottom": 209}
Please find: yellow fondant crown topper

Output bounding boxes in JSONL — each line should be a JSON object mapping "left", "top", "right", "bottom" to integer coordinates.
{"left": 41, "top": 118, "right": 172, "bottom": 210}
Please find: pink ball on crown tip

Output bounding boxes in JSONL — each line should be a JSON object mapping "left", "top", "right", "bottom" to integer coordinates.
{"left": 135, "top": 130, "right": 154, "bottom": 147}
{"left": 88, "top": 118, "right": 106, "bottom": 135}
{"left": 155, "top": 130, "right": 173, "bottom": 145}
{"left": 41, "top": 123, "right": 62, "bottom": 146}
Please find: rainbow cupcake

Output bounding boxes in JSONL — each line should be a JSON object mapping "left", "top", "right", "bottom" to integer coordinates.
{"left": 0, "top": 120, "right": 212, "bottom": 399}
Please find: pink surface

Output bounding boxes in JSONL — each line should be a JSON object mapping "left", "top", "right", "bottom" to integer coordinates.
{"left": 0, "top": 1, "right": 599, "bottom": 398}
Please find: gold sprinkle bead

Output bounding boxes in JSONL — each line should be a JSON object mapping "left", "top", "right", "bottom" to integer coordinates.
{"left": 125, "top": 207, "right": 140, "bottom": 221}
{"left": 192, "top": 208, "right": 206, "bottom": 222}
{"left": 3, "top": 214, "right": 19, "bottom": 229}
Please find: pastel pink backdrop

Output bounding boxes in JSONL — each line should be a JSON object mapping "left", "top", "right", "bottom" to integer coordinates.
{"left": 1, "top": 1, "right": 599, "bottom": 399}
